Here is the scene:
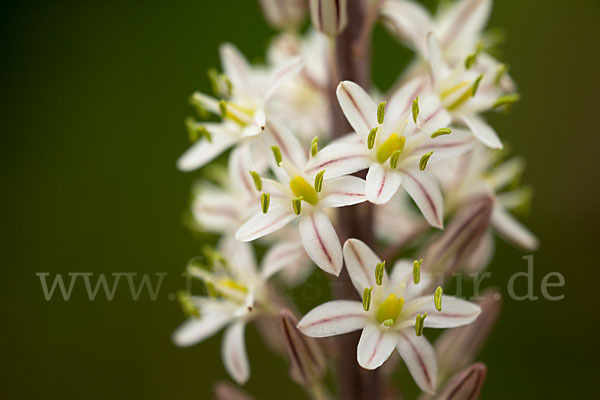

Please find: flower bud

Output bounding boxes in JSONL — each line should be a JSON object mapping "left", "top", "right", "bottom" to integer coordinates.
{"left": 280, "top": 309, "right": 326, "bottom": 385}
{"left": 309, "top": 0, "right": 348, "bottom": 37}
{"left": 436, "top": 363, "right": 487, "bottom": 400}
{"left": 214, "top": 381, "right": 255, "bottom": 400}
{"left": 259, "top": 0, "right": 308, "bottom": 31}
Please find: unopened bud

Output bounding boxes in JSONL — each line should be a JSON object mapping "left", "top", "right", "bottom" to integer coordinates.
{"left": 309, "top": 0, "right": 348, "bottom": 37}
{"left": 436, "top": 363, "right": 487, "bottom": 400}
{"left": 259, "top": 0, "right": 307, "bottom": 31}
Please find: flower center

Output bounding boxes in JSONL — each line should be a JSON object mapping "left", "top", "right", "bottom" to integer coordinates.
{"left": 375, "top": 294, "right": 404, "bottom": 324}
{"left": 376, "top": 133, "right": 406, "bottom": 164}
{"left": 289, "top": 175, "right": 319, "bottom": 205}
{"left": 218, "top": 278, "right": 248, "bottom": 294}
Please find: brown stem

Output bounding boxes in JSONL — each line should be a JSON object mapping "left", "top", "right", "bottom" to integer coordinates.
{"left": 329, "top": 1, "right": 379, "bottom": 399}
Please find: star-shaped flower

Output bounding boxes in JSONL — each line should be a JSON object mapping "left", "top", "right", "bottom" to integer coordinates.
{"left": 297, "top": 239, "right": 481, "bottom": 393}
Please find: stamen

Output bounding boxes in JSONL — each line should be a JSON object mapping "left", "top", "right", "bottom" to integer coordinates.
{"left": 493, "top": 93, "right": 520, "bottom": 109}
{"left": 314, "top": 170, "right": 325, "bottom": 193}
{"left": 375, "top": 261, "right": 386, "bottom": 285}
{"left": 412, "top": 97, "right": 419, "bottom": 123}
{"left": 415, "top": 312, "right": 427, "bottom": 336}
{"left": 271, "top": 145, "right": 283, "bottom": 166}
{"left": 390, "top": 149, "right": 403, "bottom": 169}
{"left": 367, "top": 127, "right": 378, "bottom": 150}
{"left": 249, "top": 171, "right": 262, "bottom": 191}
{"left": 413, "top": 259, "right": 422, "bottom": 284}
{"left": 383, "top": 319, "right": 394, "bottom": 327}
{"left": 377, "top": 133, "right": 406, "bottom": 163}
{"left": 495, "top": 64, "right": 508, "bottom": 86}
{"left": 431, "top": 127, "right": 452, "bottom": 138}
{"left": 471, "top": 74, "right": 484, "bottom": 97}
{"left": 292, "top": 196, "right": 303, "bottom": 215}
{"left": 464, "top": 43, "right": 483, "bottom": 69}
{"left": 177, "top": 291, "right": 200, "bottom": 318}
{"left": 261, "top": 193, "right": 270, "bottom": 214}
{"left": 290, "top": 176, "right": 319, "bottom": 205}
{"left": 434, "top": 286, "right": 443, "bottom": 311}
{"left": 311, "top": 136, "right": 319, "bottom": 157}
{"left": 377, "top": 101, "right": 386, "bottom": 124}
{"left": 376, "top": 294, "right": 404, "bottom": 323}
{"left": 363, "top": 287, "right": 373, "bottom": 311}
{"left": 419, "top": 151, "right": 434, "bottom": 171}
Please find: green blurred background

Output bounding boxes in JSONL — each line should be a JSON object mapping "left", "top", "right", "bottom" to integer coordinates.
{"left": 2, "top": 0, "right": 598, "bottom": 398}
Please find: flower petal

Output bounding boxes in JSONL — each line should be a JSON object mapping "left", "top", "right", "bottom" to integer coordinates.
{"left": 305, "top": 140, "right": 371, "bottom": 178}
{"left": 426, "top": 32, "right": 445, "bottom": 89}
{"left": 264, "top": 119, "right": 307, "bottom": 168}
{"left": 404, "top": 295, "right": 481, "bottom": 328}
{"left": 177, "top": 124, "right": 238, "bottom": 172}
{"left": 380, "top": 0, "right": 432, "bottom": 55}
{"left": 298, "top": 210, "right": 343, "bottom": 276}
{"left": 390, "top": 259, "right": 431, "bottom": 299}
{"left": 459, "top": 115, "right": 503, "bottom": 149}
{"left": 219, "top": 236, "right": 258, "bottom": 280}
{"left": 357, "top": 324, "right": 399, "bottom": 370}
{"left": 229, "top": 145, "right": 260, "bottom": 199}
{"left": 366, "top": 163, "right": 402, "bottom": 204}
{"left": 413, "top": 128, "right": 475, "bottom": 163}
{"left": 436, "top": 363, "right": 487, "bottom": 400}
{"left": 264, "top": 56, "right": 304, "bottom": 101}
{"left": 343, "top": 238, "right": 384, "bottom": 294}
{"left": 402, "top": 169, "right": 444, "bottom": 229}
{"left": 297, "top": 300, "right": 367, "bottom": 337}
{"left": 172, "top": 314, "right": 232, "bottom": 347}
{"left": 261, "top": 241, "right": 306, "bottom": 280}
{"left": 222, "top": 320, "right": 250, "bottom": 384}
{"left": 192, "top": 185, "right": 241, "bottom": 232}
{"left": 491, "top": 205, "right": 539, "bottom": 251}
{"left": 236, "top": 204, "right": 296, "bottom": 242}
{"left": 220, "top": 43, "right": 252, "bottom": 91}
{"left": 336, "top": 81, "right": 378, "bottom": 138}
{"left": 320, "top": 176, "right": 367, "bottom": 208}
{"left": 396, "top": 330, "right": 438, "bottom": 394}
{"left": 438, "top": 0, "right": 492, "bottom": 49}
{"left": 414, "top": 95, "right": 451, "bottom": 134}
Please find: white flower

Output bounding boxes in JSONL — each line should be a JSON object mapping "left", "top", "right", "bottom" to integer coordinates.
{"left": 177, "top": 43, "right": 304, "bottom": 172}
{"left": 172, "top": 238, "right": 284, "bottom": 384}
{"left": 306, "top": 80, "right": 474, "bottom": 225}
{"left": 297, "top": 239, "right": 481, "bottom": 393}
{"left": 235, "top": 145, "right": 367, "bottom": 276}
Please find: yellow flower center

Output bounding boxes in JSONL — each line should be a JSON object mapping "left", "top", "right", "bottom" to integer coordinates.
{"left": 289, "top": 176, "right": 319, "bottom": 205}
{"left": 376, "top": 133, "right": 406, "bottom": 164}
{"left": 375, "top": 294, "right": 405, "bottom": 324}
{"left": 218, "top": 278, "right": 248, "bottom": 293}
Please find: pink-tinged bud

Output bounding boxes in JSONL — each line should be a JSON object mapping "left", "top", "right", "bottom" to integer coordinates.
{"left": 309, "top": 0, "right": 348, "bottom": 36}
{"left": 423, "top": 195, "right": 494, "bottom": 275}
{"left": 280, "top": 309, "right": 326, "bottom": 385}
{"left": 214, "top": 381, "right": 255, "bottom": 400}
{"left": 436, "top": 363, "right": 487, "bottom": 400}
{"left": 259, "top": 0, "right": 308, "bottom": 31}
{"left": 435, "top": 289, "right": 501, "bottom": 383}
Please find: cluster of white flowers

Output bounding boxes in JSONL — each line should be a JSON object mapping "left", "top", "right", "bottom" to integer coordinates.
{"left": 172, "top": 0, "right": 537, "bottom": 398}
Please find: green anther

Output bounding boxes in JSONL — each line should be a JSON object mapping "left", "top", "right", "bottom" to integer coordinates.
{"left": 205, "top": 281, "right": 218, "bottom": 298}
{"left": 493, "top": 93, "right": 521, "bottom": 109}
{"left": 419, "top": 151, "right": 434, "bottom": 171}
{"left": 271, "top": 145, "right": 283, "bottom": 166}
{"left": 367, "top": 127, "right": 378, "bottom": 150}
{"left": 249, "top": 171, "right": 262, "bottom": 191}
{"left": 219, "top": 100, "right": 228, "bottom": 118}
{"left": 223, "top": 76, "right": 233, "bottom": 97}
{"left": 431, "top": 127, "right": 452, "bottom": 138}
{"left": 377, "top": 133, "right": 406, "bottom": 163}
{"left": 413, "top": 259, "right": 422, "bottom": 284}
{"left": 197, "top": 125, "right": 212, "bottom": 142}
{"left": 185, "top": 118, "right": 199, "bottom": 143}
{"left": 261, "top": 193, "right": 270, "bottom": 214}
{"left": 202, "top": 245, "right": 227, "bottom": 267}
{"left": 495, "top": 64, "right": 508, "bottom": 85}
{"left": 208, "top": 68, "right": 220, "bottom": 95}
{"left": 289, "top": 176, "right": 319, "bottom": 205}
{"left": 375, "top": 261, "right": 386, "bottom": 285}
{"left": 472, "top": 74, "right": 484, "bottom": 96}
{"left": 389, "top": 149, "right": 403, "bottom": 169}
{"left": 376, "top": 294, "right": 404, "bottom": 323}
{"left": 311, "top": 136, "right": 319, "bottom": 157}
{"left": 177, "top": 290, "right": 200, "bottom": 318}
{"left": 464, "top": 42, "right": 483, "bottom": 69}
{"left": 292, "top": 196, "right": 303, "bottom": 215}
{"left": 383, "top": 319, "right": 394, "bottom": 327}
{"left": 434, "top": 286, "right": 443, "bottom": 311}
{"left": 412, "top": 97, "right": 419, "bottom": 123}
{"left": 314, "top": 170, "right": 325, "bottom": 193}
{"left": 415, "top": 312, "right": 427, "bottom": 336}
{"left": 377, "top": 101, "right": 386, "bottom": 124}
{"left": 363, "top": 287, "right": 373, "bottom": 311}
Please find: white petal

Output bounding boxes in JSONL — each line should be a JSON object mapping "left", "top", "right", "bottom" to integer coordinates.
{"left": 402, "top": 169, "right": 444, "bottom": 229}
{"left": 177, "top": 124, "right": 238, "bottom": 172}
{"left": 380, "top": 0, "right": 432, "bottom": 55}
{"left": 438, "top": 0, "right": 492, "bottom": 48}
{"left": 366, "top": 163, "right": 402, "bottom": 204}
{"left": 385, "top": 77, "right": 428, "bottom": 126}
{"left": 343, "top": 238, "right": 384, "bottom": 294}
{"left": 298, "top": 211, "right": 343, "bottom": 276}
{"left": 297, "top": 300, "right": 367, "bottom": 337}
{"left": 235, "top": 205, "right": 296, "bottom": 242}
{"left": 404, "top": 295, "right": 482, "bottom": 328}
{"left": 320, "top": 176, "right": 367, "bottom": 208}
{"left": 305, "top": 140, "right": 371, "bottom": 178}
{"left": 390, "top": 259, "right": 431, "bottom": 299}
{"left": 220, "top": 43, "right": 252, "bottom": 91}
{"left": 263, "top": 56, "right": 304, "bottom": 101}
{"left": 228, "top": 145, "right": 259, "bottom": 199}
{"left": 464, "top": 230, "right": 495, "bottom": 272}
{"left": 172, "top": 314, "right": 232, "bottom": 347}
{"left": 460, "top": 115, "right": 503, "bottom": 149}
{"left": 413, "top": 128, "right": 475, "bottom": 163}
{"left": 491, "top": 205, "right": 539, "bottom": 251}
{"left": 396, "top": 331, "right": 438, "bottom": 394}
{"left": 336, "top": 81, "right": 378, "bottom": 138}
{"left": 357, "top": 324, "right": 399, "bottom": 370}
{"left": 192, "top": 187, "right": 241, "bottom": 232}
{"left": 414, "top": 95, "right": 451, "bottom": 134}
{"left": 218, "top": 236, "right": 258, "bottom": 280}
{"left": 264, "top": 119, "right": 307, "bottom": 168}
{"left": 426, "top": 32, "right": 445, "bottom": 89}
{"left": 222, "top": 320, "right": 250, "bottom": 384}
{"left": 260, "top": 241, "right": 306, "bottom": 280}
